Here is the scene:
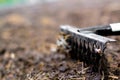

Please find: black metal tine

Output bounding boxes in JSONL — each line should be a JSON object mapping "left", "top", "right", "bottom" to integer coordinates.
{"left": 76, "top": 35, "right": 80, "bottom": 59}
{"left": 79, "top": 38, "right": 82, "bottom": 61}
{"left": 77, "top": 36, "right": 80, "bottom": 57}
{"left": 81, "top": 39, "right": 84, "bottom": 61}
{"left": 86, "top": 41, "right": 91, "bottom": 65}
{"left": 71, "top": 33, "right": 75, "bottom": 59}
{"left": 74, "top": 35, "right": 78, "bottom": 59}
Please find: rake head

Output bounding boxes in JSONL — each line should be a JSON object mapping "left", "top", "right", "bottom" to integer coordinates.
{"left": 57, "top": 25, "right": 118, "bottom": 74}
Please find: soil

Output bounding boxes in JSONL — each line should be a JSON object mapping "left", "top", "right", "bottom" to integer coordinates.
{"left": 0, "top": 0, "right": 120, "bottom": 80}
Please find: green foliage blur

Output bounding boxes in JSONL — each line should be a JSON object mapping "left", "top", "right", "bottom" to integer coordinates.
{"left": 0, "top": 0, "right": 26, "bottom": 7}
{"left": 0, "top": 0, "right": 25, "bottom": 4}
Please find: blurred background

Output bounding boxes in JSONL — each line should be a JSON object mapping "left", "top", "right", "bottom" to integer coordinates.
{"left": 0, "top": 0, "right": 120, "bottom": 80}
{"left": 0, "top": 0, "right": 120, "bottom": 53}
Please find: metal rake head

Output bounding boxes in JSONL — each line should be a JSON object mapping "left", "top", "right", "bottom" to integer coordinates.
{"left": 57, "top": 25, "right": 116, "bottom": 73}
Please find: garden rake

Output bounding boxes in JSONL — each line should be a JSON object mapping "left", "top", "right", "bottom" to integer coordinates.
{"left": 57, "top": 23, "right": 120, "bottom": 75}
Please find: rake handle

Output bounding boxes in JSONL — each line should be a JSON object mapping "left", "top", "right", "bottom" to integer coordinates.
{"left": 81, "top": 23, "right": 120, "bottom": 36}
{"left": 96, "top": 23, "right": 120, "bottom": 36}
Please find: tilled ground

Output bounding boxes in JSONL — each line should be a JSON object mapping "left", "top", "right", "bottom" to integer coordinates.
{"left": 0, "top": 0, "right": 120, "bottom": 80}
